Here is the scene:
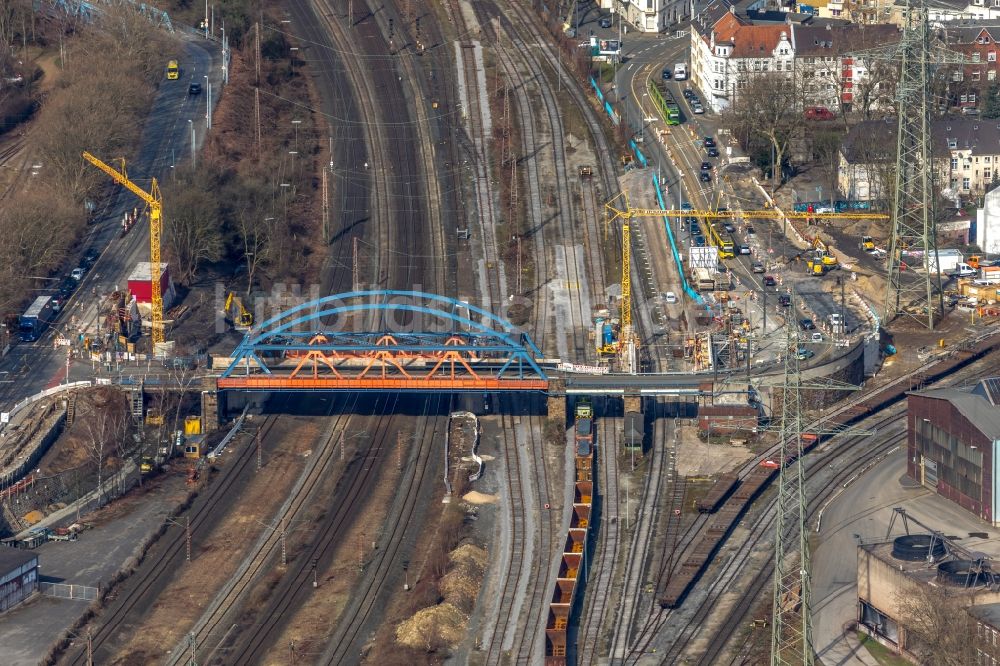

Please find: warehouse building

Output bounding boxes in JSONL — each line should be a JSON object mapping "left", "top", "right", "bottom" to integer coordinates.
{"left": 906, "top": 378, "right": 1000, "bottom": 525}
{"left": 0, "top": 548, "right": 38, "bottom": 612}
{"left": 857, "top": 533, "right": 1000, "bottom": 660}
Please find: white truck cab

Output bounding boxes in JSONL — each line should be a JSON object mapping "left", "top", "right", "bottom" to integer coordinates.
{"left": 949, "top": 262, "right": 977, "bottom": 278}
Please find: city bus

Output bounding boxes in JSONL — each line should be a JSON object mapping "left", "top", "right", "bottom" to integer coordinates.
{"left": 707, "top": 223, "right": 735, "bottom": 259}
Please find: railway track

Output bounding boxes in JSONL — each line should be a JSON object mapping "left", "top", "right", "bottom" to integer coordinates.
{"left": 655, "top": 425, "right": 908, "bottom": 666}
{"left": 482, "top": 407, "right": 532, "bottom": 663}
{"left": 218, "top": 395, "right": 402, "bottom": 662}
{"left": 60, "top": 396, "right": 326, "bottom": 664}
{"left": 618, "top": 345, "right": 1000, "bottom": 663}
{"left": 607, "top": 416, "right": 671, "bottom": 661}
{"left": 576, "top": 416, "right": 622, "bottom": 664}
{"left": 160, "top": 402, "right": 363, "bottom": 665}
{"left": 320, "top": 397, "right": 445, "bottom": 663}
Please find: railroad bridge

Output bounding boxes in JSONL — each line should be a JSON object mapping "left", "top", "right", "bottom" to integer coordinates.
{"left": 216, "top": 291, "right": 551, "bottom": 392}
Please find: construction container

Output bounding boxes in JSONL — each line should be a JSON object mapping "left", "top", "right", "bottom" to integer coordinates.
{"left": 184, "top": 416, "right": 202, "bottom": 436}
{"left": 183, "top": 435, "right": 206, "bottom": 459}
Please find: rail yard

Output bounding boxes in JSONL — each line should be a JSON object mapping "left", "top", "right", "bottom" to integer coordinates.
{"left": 1, "top": 0, "right": 1000, "bottom": 665}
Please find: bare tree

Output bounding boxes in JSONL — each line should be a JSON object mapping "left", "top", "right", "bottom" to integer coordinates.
{"left": 727, "top": 71, "right": 803, "bottom": 193}
{"left": 83, "top": 388, "right": 128, "bottom": 506}
{"left": 162, "top": 169, "right": 224, "bottom": 283}
{"left": 230, "top": 188, "right": 273, "bottom": 294}
{"left": 896, "top": 585, "right": 982, "bottom": 665}
{"left": 853, "top": 58, "right": 899, "bottom": 120}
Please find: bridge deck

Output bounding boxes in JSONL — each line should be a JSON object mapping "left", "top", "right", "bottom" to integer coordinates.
{"left": 216, "top": 377, "right": 550, "bottom": 392}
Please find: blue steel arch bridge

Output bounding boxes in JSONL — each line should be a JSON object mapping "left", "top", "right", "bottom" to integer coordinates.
{"left": 216, "top": 291, "right": 550, "bottom": 392}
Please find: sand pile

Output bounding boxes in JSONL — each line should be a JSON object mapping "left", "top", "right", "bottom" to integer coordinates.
{"left": 462, "top": 491, "right": 498, "bottom": 504}
{"left": 395, "top": 603, "right": 467, "bottom": 650}
{"left": 441, "top": 544, "right": 488, "bottom": 612}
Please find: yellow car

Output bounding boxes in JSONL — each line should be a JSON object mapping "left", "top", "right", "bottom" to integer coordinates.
{"left": 166, "top": 60, "right": 179, "bottom": 80}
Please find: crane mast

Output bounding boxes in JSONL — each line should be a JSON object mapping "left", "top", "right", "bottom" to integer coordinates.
{"left": 82, "top": 151, "right": 165, "bottom": 346}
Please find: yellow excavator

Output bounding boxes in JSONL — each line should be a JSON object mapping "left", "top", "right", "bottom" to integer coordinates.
{"left": 223, "top": 292, "right": 253, "bottom": 330}
{"left": 860, "top": 235, "right": 875, "bottom": 252}
{"left": 810, "top": 237, "right": 839, "bottom": 271}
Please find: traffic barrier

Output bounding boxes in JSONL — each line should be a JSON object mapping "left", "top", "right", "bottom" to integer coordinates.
{"left": 652, "top": 172, "right": 702, "bottom": 304}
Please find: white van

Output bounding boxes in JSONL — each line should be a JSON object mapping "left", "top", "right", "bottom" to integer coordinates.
{"left": 674, "top": 63, "right": 687, "bottom": 80}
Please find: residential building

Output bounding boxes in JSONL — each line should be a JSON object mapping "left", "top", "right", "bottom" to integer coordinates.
{"left": 839, "top": 116, "right": 1000, "bottom": 200}
{"left": 619, "top": 0, "right": 693, "bottom": 31}
{"left": 939, "top": 22, "right": 1000, "bottom": 111}
{"left": 837, "top": 118, "right": 899, "bottom": 202}
{"left": 690, "top": 1, "right": 900, "bottom": 112}
{"left": 907, "top": 377, "right": 1000, "bottom": 525}
{"left": 0, "top": 549, "right": 38, "bottom": 613}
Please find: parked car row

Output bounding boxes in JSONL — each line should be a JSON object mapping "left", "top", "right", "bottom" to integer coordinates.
{"left": 683, "top": 88, "right": 705, "bottom": 115}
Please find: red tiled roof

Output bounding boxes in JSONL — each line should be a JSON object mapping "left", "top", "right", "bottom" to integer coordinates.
{"left": 711, "top": 12, "right": 790, "bottom": 58}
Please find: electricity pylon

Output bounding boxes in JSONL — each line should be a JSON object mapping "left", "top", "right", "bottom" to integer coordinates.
{"left": 766, "top": 305, "right": 871, "bottom": 665}
{"left": 862, "top": 0, "right": 962, "bottom": 329}
{"left": 770, "top": 320, "right": 813, "bottom": 666}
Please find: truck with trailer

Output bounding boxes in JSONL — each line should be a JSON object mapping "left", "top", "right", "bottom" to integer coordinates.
{"left": 19, "top": 296, "right": 54, "bottom": 342}
{"left": 922, "top": 249, "right": 963, "bottom": 274}
{"left": 692, "top": 267, "right": 716, "bottom": 292}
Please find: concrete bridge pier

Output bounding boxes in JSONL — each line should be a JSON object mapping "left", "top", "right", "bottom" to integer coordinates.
{"left": 547, "top": 378, "right": 567, "bottom": 426}
{"left": 201, "top": 377, "right": 219, "bottom": 433}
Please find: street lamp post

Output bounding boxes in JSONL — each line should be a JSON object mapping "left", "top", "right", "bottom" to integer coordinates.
{"left": 188, "top": 119, "right": 195, "bottom": 166}
{"left": 205, "top": 75, "right": 212, "bottom": 130}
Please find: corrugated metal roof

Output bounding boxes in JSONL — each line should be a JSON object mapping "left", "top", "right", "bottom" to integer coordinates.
{"left": 0, "top": 548, "right": 37, "bottom": 574}
{"left": 914, "top": 379, "right": 1000, "bottom": 439}
{"left": 973, "top": 377, "right": 1000, "bottom": 405}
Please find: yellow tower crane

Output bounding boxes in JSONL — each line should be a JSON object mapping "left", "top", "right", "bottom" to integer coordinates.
{"left": 605, "top": 192, "right": 639, "bottom": 373}
{"left": 603, "top": 191, "right": 888, "bottom": 365}
{"left": 82, "top": 152, "right": 165, "bottom": 346}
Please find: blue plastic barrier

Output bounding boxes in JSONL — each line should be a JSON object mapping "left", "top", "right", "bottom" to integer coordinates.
{"left": 652, "top": 173, "right": 702, "bottom": 304}
{"left": 629, "top": 140, "right": 648, "bottom": 168}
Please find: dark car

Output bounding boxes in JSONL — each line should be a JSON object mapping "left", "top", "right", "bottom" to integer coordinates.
{"left": 706, "top": 147, "right": 720, "bottom": 158}
{"left": 699, "top": 172, "right": 711, "bottom": 183}
{"left": 778, "top": 293, "right": 791, "bottom": 306}
{"left": 599, "top": 15, "right": 612, "bottom": 27}
{"left": 189, "top": 82, "right": 202, "bottom": 95}
{"left": 799, "top": 318, "right": 816, "bottom": 331}
{"left": 763, "top": 275, "right": 777, "bottom": 287}
{"left": 723, "top": 222, "right": 735, "bottom": 233}
{"left": 701, "top": 161, "right": 712, "bottom": 171}
{"left": 704, "top": 137, "right": 716, "bottom": 148}
{"left": 694, "top": 235, "right": 706, "bottom": 247}
{"left": 746, "top": 224, "right": 756, "bottom": 235}
{"left": 82, "top": 248, "right": 100, "bottom": 268}
{"left": 683, "top": 89, "right": 695, "bottom": 99}
{"left": 662, "top": 68, "right": 672, "bottom": 80}
{"left": 682, "top": 201, "right": 692, "bottom": 210}
{"left": 58, "top": 278, "right": 76, "bottom": 299}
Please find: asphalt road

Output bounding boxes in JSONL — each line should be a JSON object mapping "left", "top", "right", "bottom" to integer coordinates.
{"left": 811, "top": 436, "right": 1000, "bottom": 665}
{"left": 0, "top": 477, "right": 184, "bottom": 666}
{"left": 0, "top": 34, "right": 222, "bottom": 411}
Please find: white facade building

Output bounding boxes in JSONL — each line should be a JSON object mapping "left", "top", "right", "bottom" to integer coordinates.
{"left": 690, "top": 2, "right": 900, "bottom": 112}
{"left": 977, "top": 187, "right": 1000, "bottom": 254}
{"left": 620, "top": 0, "right": 691, "bottom": 32}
